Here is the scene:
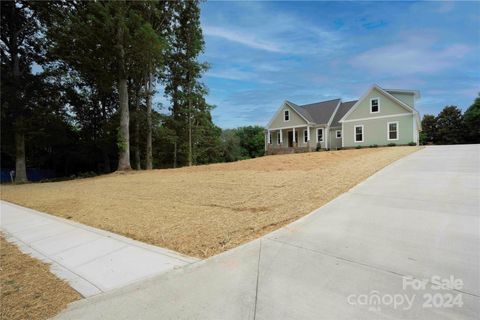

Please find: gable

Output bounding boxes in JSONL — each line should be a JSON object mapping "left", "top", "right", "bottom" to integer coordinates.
{"left": 267, "top": 102, "right": 309, "bottom": 129}
{"left": 343, "top": 87, "right": 413, "bottom": 121}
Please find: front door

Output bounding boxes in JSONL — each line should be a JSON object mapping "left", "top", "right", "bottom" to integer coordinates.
{"left": 287, "top": 131, "right": 298, "bottom": 147}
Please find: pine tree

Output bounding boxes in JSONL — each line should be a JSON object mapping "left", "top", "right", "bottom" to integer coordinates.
{"left": 163, "top": 0, "right": 210, "bottom": 166}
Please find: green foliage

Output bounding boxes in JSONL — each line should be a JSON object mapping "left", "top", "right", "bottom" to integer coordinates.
{"left": 435, "top": 106, "right": 466, "bottom": 145}
{"left": 235, "top": 126, "right": 265, "bottom": 158}
{"left": 369, "top": 144, "right": 378, "bottom": 148}
{"left": 355, "top": 145, "right": 362, "bottom": 149}
{"left": 220, "top": 129, "right": 243, "bottom": 162}
{"left": 161, "top": 1, "right": 208, "bottom": 166}
{"left": 408, "top": 142, "right": 416, "bottom": 146}
{"left": 463, "top": 94, "right": 480, "bottom": 143}
{"left": 421, "top": 101, "right": 477, "bottom": 145}
{"left": 421, "top": 114, "right": 436, "bottom": 144}
{"left": 218, "top": 126, "right": 265, "bottom": 162}
{"left": 387, "top": 143, "right": 396, "bottom": 147}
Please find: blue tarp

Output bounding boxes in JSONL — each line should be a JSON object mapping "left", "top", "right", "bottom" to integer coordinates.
{"left": 1, "top": 168, "right": 56, "bottom": 183}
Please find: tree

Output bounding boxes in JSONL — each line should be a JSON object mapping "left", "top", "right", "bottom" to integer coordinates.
{"left": 140, "top": 1, "right": 174, "bottom": 170}
{"left": 163, "top": 0, "right": 208, "bottom": 167}
{"left": 435, "top": 106, "right": 466, "bottom": 145}
{"left": 420, "top": 114, "right": 436, "bottom": 145}
{"left": 1, "top": 1, "right": 44, "bottom": 182}
{"left": 236, "top": 126, "right": 265, "bottom": 158}
{"left": 44, "top": 1, "right": 166, "bottom": 171}
{"left": 220, "top": 129, "right": 242, "bottom": 162}
{"left": 464, "top": 94, "right": 480, "bottom": 143}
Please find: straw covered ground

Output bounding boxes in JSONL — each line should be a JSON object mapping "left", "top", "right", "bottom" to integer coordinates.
{"left": 1, "top": 147, "right": 420, "bottom": 258}
{"left": 0, "top": 236, "right": 80, "bottom": 320}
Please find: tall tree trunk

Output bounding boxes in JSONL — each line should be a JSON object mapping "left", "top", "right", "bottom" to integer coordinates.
{"left": 14, "top": 130, "right": 28, "bottom": 183}
{"left": 117, "top": 78, "right": 131, "bottom": 170}
{"left": 11, "top": 13, "right": 28, "bottom": 183}
{"left": 173, "top": 140, "right": 177, "bottom": 168}
{"left": 145, "top": 73, "right": 153, "bottom": 170}
{"left": 188, "top": 102, "right": 192, "bottom": 166}
{"left": 116, "top": 4, "right": 131, "bottom": 171}
{"left": 134, "top": 89, "right": 141, "bottom": 170}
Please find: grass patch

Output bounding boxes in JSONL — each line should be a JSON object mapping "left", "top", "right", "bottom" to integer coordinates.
{"left": 0, "top": 147, "right": 420, "bottom": 258}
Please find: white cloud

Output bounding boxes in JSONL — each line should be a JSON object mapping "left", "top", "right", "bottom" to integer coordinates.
{"left": 350, "top": 39, "right": 471, "bottom": 75}
{"left": 206, "top": 68, "right": 256, "bottom": 81}
{"left": 201, "top": 1, "right": 342, "bottom": 56}
{"left": 203, "top": 26, "right": 284, "bottom": 53}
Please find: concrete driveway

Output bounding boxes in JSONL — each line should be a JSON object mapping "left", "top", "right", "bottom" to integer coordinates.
{"left": 56, "top": 145, "right": 480, "bottom": 319}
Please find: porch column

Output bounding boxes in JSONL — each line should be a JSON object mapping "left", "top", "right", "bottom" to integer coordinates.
{"left": 307, "top": 125, "right": 310, "bottom": 141}
{"left": 292, "top": 128, "right": 296, "bottom": 143}
{"left": 279, "top": 129, "right": 283, "bottom": 144}
{"left": 325, "top": 127, "right": 329, "bottom": 149}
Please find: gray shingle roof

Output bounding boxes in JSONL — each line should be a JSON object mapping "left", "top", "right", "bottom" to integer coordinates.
{"left": 330, "top": 100, "right": 357, "bottom": 127}
{"left": 287, "top": 99, "right": 341, "bottom": 125}
{"left": 285, "top": 101, "right": 313, "bottom": 123}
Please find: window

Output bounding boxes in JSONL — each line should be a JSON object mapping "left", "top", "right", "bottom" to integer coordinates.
{"left": 354, "top": 125, "right": 364, "bottom": 142}
{"left": 303, "top": 129, "right": 308, "bottom": 143}
{"left": 336, "top": 130, "right": 342, "bottom": 138}
{"left": 387, "top": 121, "right": 399, "bottom": 140}
{"left": 317, "top": 128, "right": 324, "bottom": 142}
{"left": 370, "top": 98, "right": 379, "bottom": 113}
{"left": 284, "top": 110, "right": 290, "bottom": 121}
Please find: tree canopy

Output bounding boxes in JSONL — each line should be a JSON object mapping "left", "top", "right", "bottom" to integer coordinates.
{"left": 420, "top": 96, "right": 479, "bottom": 145}
{"left": 0, "top": 0, "right": 267, "bottom": 182}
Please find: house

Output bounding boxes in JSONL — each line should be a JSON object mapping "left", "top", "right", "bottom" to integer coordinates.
{"left": 265, "top": 85, "right": 421, "bottom": 154}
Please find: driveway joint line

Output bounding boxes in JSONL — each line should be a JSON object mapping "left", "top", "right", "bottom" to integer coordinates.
{"left": 253, "top": 239, "right": 262, "bottom": 320}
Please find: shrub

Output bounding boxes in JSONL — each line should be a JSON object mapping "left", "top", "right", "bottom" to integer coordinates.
{"left": 77, "top": 171, "right": 97, "bottom": 179}
{"left": 408, "top": 142, "right": 416, "bottom": 146}
{"left": 369, "top": 144, "right": 378, "bottom": 148}
{"left": 387, "top": 143, "right": 396, "bottom": 147}
{"left": 355, "top": 145, "right": 362, "bottom": 149}
{"left": 316, "top": 143, "right": 322, "bottom": 151}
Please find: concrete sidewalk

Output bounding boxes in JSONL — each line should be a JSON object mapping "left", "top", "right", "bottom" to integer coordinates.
{"left": 48, "top": 145, "right": 480, "bottom": 319}
{"left": 0, "top": 201, "right": 198, "bottom": 297}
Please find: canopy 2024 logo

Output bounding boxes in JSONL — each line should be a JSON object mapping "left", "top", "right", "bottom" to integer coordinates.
{"left": 347, "top": 275, "right": 464, "bottom": 312}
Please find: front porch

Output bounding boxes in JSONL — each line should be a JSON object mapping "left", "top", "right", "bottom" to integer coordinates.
{"left": 265, "top": 126, "right": 326, "bottom": 155}
{"left": 266, "top": 146, "right": 311, "bottom": 155}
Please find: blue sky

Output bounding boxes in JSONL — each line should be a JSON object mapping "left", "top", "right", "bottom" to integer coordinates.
{"left": 189, "top": 0, "right": 480, "bottom": 128}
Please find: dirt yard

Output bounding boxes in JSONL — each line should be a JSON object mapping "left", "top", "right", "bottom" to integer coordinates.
{"left": 1, "top": 147, "right": 420, "bottom": 258}
{"left": 0, "top": 236, "right": 80, "bottom": 320}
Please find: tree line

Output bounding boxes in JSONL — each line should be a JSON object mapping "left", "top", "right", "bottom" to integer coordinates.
{"left": 420, "top": 95, "right": 479, "bottom": 145}
{"left": 1, "top": 1, "right": 265, "bottom": 183}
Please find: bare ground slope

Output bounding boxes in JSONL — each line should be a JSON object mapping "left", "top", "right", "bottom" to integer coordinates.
{"left": 0, "top": 147, "right": 420, "bottom": 258}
